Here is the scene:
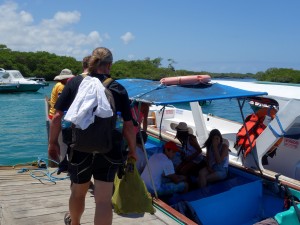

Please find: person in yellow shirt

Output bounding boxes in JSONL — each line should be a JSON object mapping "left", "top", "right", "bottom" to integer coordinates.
{"left": 47, "top": 69, "right": 74, "bottom": 168}
{"left": 48, "top": 69, "right": 74, "bottom": 120}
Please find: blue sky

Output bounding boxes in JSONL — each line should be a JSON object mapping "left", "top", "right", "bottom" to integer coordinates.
{"left": 0, "top": 0, "right": 300, "bottom": 73}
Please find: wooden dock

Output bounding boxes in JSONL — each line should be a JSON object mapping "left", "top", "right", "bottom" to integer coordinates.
{"left": 0, "top": 167, "right": 188, "bottom": 225}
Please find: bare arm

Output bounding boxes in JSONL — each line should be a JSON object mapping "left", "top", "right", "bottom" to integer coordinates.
{"left": 220, "top": 143, "right": 229, "bottom": 160}
{"left": 48, "top": 110, "right": 63, "bottom": 162}
{"left": 185, "top": 135, "right": 202, "bottom": 161}
{"left": 212, "top": 142, "right": 229, "bottom": 164}
{"left": 189, "top": 135, "right": 202, "bottom": 153}
{"left": 142, "top": 105, "right": 149, "bottom": 132}
{"left": 123, "top": 120, "right": 137, "bottom": 160}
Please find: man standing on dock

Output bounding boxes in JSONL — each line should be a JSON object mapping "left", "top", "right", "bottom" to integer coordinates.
{"left": 48, "top": 47, "right": 136, "bottom": 225}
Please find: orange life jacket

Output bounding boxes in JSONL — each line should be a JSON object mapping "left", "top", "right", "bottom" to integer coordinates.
{"left": 235, "top": 107, "right": 278, "bottom": 158}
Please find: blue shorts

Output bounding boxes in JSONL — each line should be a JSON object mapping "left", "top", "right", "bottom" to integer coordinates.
{"left": 212, "top": 164, "right": 228, "bottom": 180}
{"left": 68, "top": 150, "right": 124, "bottom": 184}
{"left": 156, "top": 177, "right": 186, "bottom": 196}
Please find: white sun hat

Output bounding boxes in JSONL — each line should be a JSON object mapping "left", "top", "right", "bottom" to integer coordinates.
{"left": 54, "top": 68, "right": 74, "bottom": 81}
{"left": 170, "top": 122, "right": 193, "bottom": 134}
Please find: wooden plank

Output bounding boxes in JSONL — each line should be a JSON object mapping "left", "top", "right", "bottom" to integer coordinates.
{"left": 0, "top": 169, "right": 181, "bottom": 225}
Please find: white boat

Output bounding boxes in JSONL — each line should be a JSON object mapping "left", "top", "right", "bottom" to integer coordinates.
{"left": 0, "top": 68, "right": 45, "bottom": 92}
{"left": 117, "top": 78, "right": 300, "bottom": 225}
{"left": 27, "top": 77, "right": 49, "bottom": 86}
{"left": 120, "top": 79, "right": 300, "bottom": 182}
{"left": 214, "top": 79, "right": 300, "bottom": 100}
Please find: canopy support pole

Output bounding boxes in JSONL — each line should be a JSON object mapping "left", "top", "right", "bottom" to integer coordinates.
{"left": 237, "top": 98, "right": 263, "bottom": 175}
{"left": 190, "top": 102, "right": 208, "bottom": 146}
{"left": 134, "top": 102, "right": 158, "bottom": 199}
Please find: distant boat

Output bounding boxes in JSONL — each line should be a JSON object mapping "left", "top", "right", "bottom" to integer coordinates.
{"left": 0, "top": 68, "right": 46, "bottom": 92}
{"left": 26, "top": 77, "right": 49, "bottom": 86}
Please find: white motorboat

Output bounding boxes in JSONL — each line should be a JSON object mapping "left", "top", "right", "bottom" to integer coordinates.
{"left": 117, "top": 78, "right": 300, "bottom": 224}
{"left": 119, "top": 78, "right": 300, "bottom": 182}
{"left": 0, "top": 68, "right": 45, "bottom": 92}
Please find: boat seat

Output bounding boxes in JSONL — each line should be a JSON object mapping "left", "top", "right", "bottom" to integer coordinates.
{"left": 189, "top": 180, "right": 263, "bottom": 225}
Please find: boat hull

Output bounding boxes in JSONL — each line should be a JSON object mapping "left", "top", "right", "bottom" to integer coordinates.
{"left": 142, "top": 135, "right": 300, "bottom": 225}
{"left": 0, "top": 84, "right": 19, "bottom": 92}
{"left": 0, "top": 84, "right": 43, "bottom": 92}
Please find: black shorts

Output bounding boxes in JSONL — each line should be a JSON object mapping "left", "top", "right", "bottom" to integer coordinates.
{"left": 68, "top": 150, "right": 124, "bottom": 184}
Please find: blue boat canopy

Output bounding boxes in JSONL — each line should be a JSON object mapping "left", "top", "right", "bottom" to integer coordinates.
{"left": 117, "top": 79, "right": 268, "bottom": 105}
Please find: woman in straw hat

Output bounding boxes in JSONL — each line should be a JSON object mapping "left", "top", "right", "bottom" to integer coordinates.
{"left": 171, "top": 122, "right": 205, "bottom": 176}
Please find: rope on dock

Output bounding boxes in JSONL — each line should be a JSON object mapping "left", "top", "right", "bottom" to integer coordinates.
{"left": 15, "top": 156, "right": 69, "bottom": 184}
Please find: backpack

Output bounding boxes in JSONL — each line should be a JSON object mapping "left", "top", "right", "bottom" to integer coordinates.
{"left": 70, "top": 77, "right": 123, "bottom": 154}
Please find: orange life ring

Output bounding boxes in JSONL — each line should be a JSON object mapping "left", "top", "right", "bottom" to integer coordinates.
{"left": 160, "top": 75, "right": 211, "bottom": 86}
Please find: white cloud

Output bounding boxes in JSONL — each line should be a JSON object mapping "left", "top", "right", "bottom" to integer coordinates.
{"left": 41, "top": 11, "right": 80, "bottom": 29}
{"left": 20, "top": 10, "right": 33, "bottom": 24}
{"left": 128, "top": 54, "right": 135, "bottom": 59}
{"left": 0, "top": 1, "right": 106, "bottom": 60}
{"left": 121, "top": 32, "right": 135, "bottom": 44}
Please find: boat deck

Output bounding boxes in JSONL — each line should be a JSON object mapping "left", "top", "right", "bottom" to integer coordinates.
{"left": 0, "top": 167, "right": 182, "bottom": 225}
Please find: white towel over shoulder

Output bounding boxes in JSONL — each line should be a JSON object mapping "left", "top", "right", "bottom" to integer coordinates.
{"left": 65, "top": 76, "right": 113, "bottom": 129}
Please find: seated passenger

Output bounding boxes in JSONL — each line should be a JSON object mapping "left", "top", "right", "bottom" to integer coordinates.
{"left": 141, "top": 141, "right": 188, "bottom": 196}
{"left": 171, "top": 122, "right": 204, "bottom": 176}
{"left": 135, "top": 130, "right": 148, "bottom": 174}
{"left": 197, "top": 129, "right": 229, "bottom": 188}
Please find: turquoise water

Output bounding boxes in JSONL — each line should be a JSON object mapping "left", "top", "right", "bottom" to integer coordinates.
{"left": 0, "top": 80, "right": 253, "bottom": 166}
{"left": 0, "top": 83, "right": 53, "bottom": 166}
{"left": 174, "top": 98, "right": 253, "bottom": 123}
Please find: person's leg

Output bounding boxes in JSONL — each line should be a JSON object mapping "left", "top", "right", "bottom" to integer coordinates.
{"left": 67, "top": 151, "right": 93, "bottom": 225}
{"left": 158, "top": 181, "right": 187, "bottom": 196}
{"left": 206, "top": 166, "right": 228, "bottom": 183}
{"left": 93, "top": 179, "right": 114, "bottom": 225}
{"left": 178, "top": 162, "right": 198, "bottom": 176}
{"left": 92, "top": 153, "right": 119, "bottom": 225}
{"left": 69, "top": 182, "right": 90, "bottom": 225}
{"left": 206, "top": 172, "right": 221, "bottom": 183}
{"left": 197, "top": 167, "right": 209, "bottom": 188}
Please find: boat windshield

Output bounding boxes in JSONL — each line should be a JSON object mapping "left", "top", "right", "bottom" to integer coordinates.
{"left": 10, "top": 71, "right": 24, "bottom": 79}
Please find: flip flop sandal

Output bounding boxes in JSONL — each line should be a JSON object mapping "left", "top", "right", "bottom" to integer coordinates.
{"left": 64, "top": 212, "right": 71, "bottom": 225}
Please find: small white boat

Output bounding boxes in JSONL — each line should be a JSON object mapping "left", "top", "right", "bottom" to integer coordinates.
{"left": 27, "top": 77, "right": 49, "bottom": 86}
{"left": 0, "top": 68, "right": 45, "bottom": 92}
